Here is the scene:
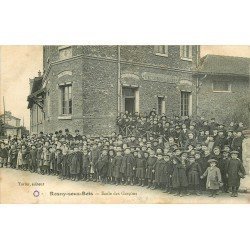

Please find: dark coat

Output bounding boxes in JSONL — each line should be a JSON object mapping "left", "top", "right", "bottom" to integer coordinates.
{"left": 29, "top": 149, "right": 37, "bottom": 166}
{"left": 50, "top": 152, "right": 56, "bottom": 171}
{"left": 70, "top": 152, "right": 82, "bottom": 175}
{"left": 172, "top": 163, "right": 188, "bottom": 188}
{"left": 62, "top": 154, "right": 70, "bottom": 176}
{"left": 97, "top": 155, "right": 109, "bottom": 177}
{"left": 82, "top": 154, "right": 90, "bottom": 174}
{"left": 226, "top": 159, "right": 245, "bottom": 187}
{"left": 113, "top": 155, "right": 123, "bottom": 178}
{"left": 187, "top": 162, "right": 201, "bottom": 186}
{"left": 154, "top": 158, "right": 165, "bottom": 183}
{"left": 89, "top": 148, "right": 100, "bottom": 171}
{"left": 0, "top": 148, "right": 8, "bottom": 158}
{"left": 164, "top": 161, "right": 174, "bottom": 187}
{"left": 135, "top": 157, "right": 146, "bottom": 179}
{"left": 146, "top": 156, "right": 157, "bottom": 179}
{"left": 161, "top": 161, "right": 172, "bottom": 184}
{"left": 107, "top": 156, "right": 115, "bottom": 177}
{"left": 120, "top": 154, "right": 134, "bottom": 177}
{"left": 214, "top": 136, "right": 228, "bottom": 150}
{"left": 9, "top": 148, "right": 18, "bottom": 167}
{"left": 55, "top": 152, "right": 63, "bottom": 172}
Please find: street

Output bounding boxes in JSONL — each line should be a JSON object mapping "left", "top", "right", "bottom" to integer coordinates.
{"left": 0, "top": 168, "right": 249, "bottom": 204}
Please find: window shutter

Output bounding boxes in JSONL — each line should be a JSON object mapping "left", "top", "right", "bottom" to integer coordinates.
{"left": 154, "top": 45, "right": 158, "bottom": 53}
{"left": 165, "top": 45, "right": 168, "bottom": 56}
{"left": 189, "top": 45, "right": 193, "bottom": 59}
{"left": 180, "top": 45, "right": 184, "bottom": 58}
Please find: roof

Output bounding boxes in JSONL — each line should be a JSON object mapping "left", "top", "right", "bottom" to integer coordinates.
{"left": 0, "top": 112, "right": 21, "bottom": 121}
{"left": 198, "top": 54, "right": 250, "bottom": 77}
{"left": 30, "top": 76, "right": 43, "bottom": 94}
{"left": 28, "top": 76, "right": 44, "bottom": 109}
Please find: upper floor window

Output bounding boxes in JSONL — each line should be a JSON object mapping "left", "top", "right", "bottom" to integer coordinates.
{"left": 154, "top": 45, "right": 168, "bottom": 57}
{"left": 61, "top": 85, "right": 72, "bottom": 115}
{"left": 213, "top": 82, "right": 231, "bottom": 92}
{"left": 58, "top": 46, "right": 72, "bottom": 60}
{"left": 180, "top": 45, "right": 192, "bottom": 61}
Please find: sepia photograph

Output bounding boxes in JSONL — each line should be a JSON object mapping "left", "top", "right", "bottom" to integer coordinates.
{"left": 0, "top": 45, "right": 249, "bottom": 204}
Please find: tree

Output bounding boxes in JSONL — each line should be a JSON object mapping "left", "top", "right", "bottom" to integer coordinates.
{"left": 0, "top": 118, "right": 5, "bottom": 136}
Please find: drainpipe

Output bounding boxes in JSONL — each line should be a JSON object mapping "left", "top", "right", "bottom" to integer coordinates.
{"left": 117, "top": 45, "right": 121, "bottom": 115}
{"left": 196, "top": 73, "right": 207, "bottom": 117}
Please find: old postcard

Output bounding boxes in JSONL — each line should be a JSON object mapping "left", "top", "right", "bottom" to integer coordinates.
{"left": 0, "top": 45, "right": 249, "bottom": 204}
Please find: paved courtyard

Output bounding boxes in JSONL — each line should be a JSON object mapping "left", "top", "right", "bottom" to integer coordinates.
{"left": 0, "top": 168, "right": 249, "bottom": 204}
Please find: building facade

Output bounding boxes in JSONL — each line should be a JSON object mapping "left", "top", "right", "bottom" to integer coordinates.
{"left": 28, "top": 45, "right": 200, "bottom": 135}
{"left": 197, "top": 55, "right": 250, "bottom": 125}
{"left": 0, "top": 111, "right": 22, "bottom": 137}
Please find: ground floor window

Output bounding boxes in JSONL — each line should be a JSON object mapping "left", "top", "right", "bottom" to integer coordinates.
{"left": 180, "top": 91, "right": 192, "bottom": 116}
{"left": 157, "top": 96, "right": 165, "bottom": 114}
{"left": 213, "top": 82, "right": 231, "bottom": 92}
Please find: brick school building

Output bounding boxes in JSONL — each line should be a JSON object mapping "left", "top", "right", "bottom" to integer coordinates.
{"left": 27, "top": 46, "right": 250, "bottom": 135}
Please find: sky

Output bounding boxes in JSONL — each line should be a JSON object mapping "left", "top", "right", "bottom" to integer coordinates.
{"left": 0, "top": 45, "right": 249, "bottom": 129}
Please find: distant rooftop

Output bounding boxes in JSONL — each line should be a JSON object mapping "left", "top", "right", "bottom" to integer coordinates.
{"left": 0, "top": 111, "right": 21, "bottom": 120}
{"left": 198, "top": 54, "right": 250, "bottom": 76}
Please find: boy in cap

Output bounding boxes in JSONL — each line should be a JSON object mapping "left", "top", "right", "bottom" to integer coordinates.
{"left": 172, "top": 156, "right": 188, "bottom": 197}
{"left": 220, "top": 149, "right": 230, "bottom": 193}
{"left": 41, "top": 146, "right": 50, "bottom": 175}
{"left": 8, "top": 144, "right": 18, "bottom": 169}
{"left": 55, "top": 148, "right": 63, "bottom": 177}
{"left": 146, "top": 150, "right": 157, "bottom": 189}
{"left": 29, "top": 144, "right": 37, "bottom": 173}
{"left": 162, "top": 154, "right": 173, "bottom": 193}
{"left": 226, "top": 151, "right": 246, "bottom": 197}
{"left": 70, "top": 147, "right": 82, "bottom": 181}
{"left": 200, "top": 159, "right": 222, "bottom": 198}
{"left": 0, "top": 142, "right": 8, "bottom": 168}
{"left": 82, "top": 149, "right": 90, "bottom": 181}
{"left": 89, "top": 142, "right": 100, "bottom": 182}
{"left": 97, "top": 148, "right": 109, "bottom": 184}
{"left": 107, "top": 149, "right": 115, "bottom": 184}
{"left": 187, "top": 155, "right": 202, "bottom": 195}
{"left": 120, "top": 148, "right": 133, "bottom": 185}
{"left": 231, "top": 131, "right": 244, "bottom": 160}
{"left": 151, "top": 152, "right": 165, "bottom": 190}
{"left": 74, "top": 129, "right": 83, "bottom": 141}
{"left": 113, "top": 148, "right": 123, "bottom": 185}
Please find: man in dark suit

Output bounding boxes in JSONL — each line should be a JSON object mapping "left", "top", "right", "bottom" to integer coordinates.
{"left": 65, "top": 128, "right": 73, "bottom": 141}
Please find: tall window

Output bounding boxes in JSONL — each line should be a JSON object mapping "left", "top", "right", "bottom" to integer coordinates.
{"left": 213, "top": 82, "right": 231, "bottom": 92}
{"left": 61, "top": 85, "right": 72, "bottom": 115}
{"left": 181, "top": 91, "right": 191, "bottom": 116}
{"left": 180, "top": 45, "right": 192, "bottom": 60}
{"left": 47, "top": 91, "right": 50, "bottom": 118}
{"left": 59, "top": 46, "right": 72, "bottom": 60}
{"left": 154, "top": 45, "right": 168, "bottom": 56}
{"left": 157, "top": 97, "right": 165, "bottom": 114}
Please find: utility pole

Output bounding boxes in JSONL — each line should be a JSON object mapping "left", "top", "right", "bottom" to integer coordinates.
{"left": 3, "top": 96, "right": 5, "bottom": 125}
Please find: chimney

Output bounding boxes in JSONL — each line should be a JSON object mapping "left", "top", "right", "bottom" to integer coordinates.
{"left": 38, "top": 70, "right": 41, "bottom": 77}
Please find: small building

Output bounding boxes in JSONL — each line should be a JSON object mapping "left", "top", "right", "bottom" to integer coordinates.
{"left": 0, "top": 111, "right": 22, "bottom": 137}
{"left": 196, "top": 55, "right": 250, "bottom": 125}
{"left": 28, "top": 45, "right": 200, "bottom": 135}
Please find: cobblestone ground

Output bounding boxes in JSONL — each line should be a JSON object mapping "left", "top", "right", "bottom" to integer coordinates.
{"left": 0, "top": 168, "right": 249, "bottom": 204}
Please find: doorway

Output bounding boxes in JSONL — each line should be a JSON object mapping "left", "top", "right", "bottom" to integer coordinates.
{"left": 122, "top": 87, "right": 138, "bottom": 114}
{"left": 125, "top": 97, "right": 135, "bottom": 114}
